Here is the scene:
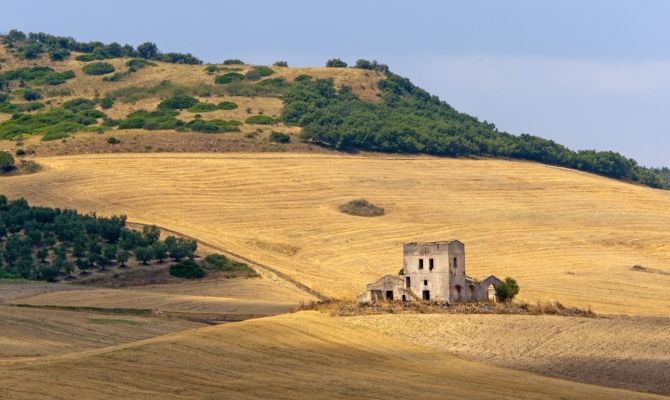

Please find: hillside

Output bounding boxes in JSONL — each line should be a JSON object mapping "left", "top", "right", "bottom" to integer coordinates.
{"left": 2, "top": 153, "right": 669, "bottom": 315}
{"left": 0, "top": 30, "right": 666, "bottom": 188}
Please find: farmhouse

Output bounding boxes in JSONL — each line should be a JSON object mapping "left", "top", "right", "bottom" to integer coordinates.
{"left": 358, "top": 240, "right": 503, "bottom": 303}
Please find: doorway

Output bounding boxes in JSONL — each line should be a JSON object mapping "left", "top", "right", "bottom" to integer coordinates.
{"left": 385, "top": 290, "right": 393, "bottom": 300}
{"left": 422, "top": 290, "right": 430, "bottom": 301}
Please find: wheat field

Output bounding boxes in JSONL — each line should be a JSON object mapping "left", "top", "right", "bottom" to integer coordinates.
{"left": 1, "top": 153, "right": 669, "bottom": 315}
{"left": 0, "top": 311, "right": 664, "bottom": 400}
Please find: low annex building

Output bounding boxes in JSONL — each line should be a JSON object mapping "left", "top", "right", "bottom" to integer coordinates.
{"left": 358, "top": 240, "right": 503, "bottom": 303}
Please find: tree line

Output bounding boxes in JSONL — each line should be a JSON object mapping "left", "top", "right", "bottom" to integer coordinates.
{"left": 0, "top": 196, "right": 197, "bottom": 281}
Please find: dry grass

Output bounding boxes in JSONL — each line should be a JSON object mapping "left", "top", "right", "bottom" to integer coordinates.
{"left": 345, "top": 313, "right": 670, "bottom": 395}
{"left": 0, "top": 153, "right": 667, "bottom": 315}
{"left": 0, "top": 311, "right": 661, "bottom": 400}
{"left": 302, "top": 298, "right": 597, "bottom": 317}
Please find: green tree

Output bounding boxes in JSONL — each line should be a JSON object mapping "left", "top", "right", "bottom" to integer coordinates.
{"left": 75, "top": 257, "right": 89, "bottom": 274}
{"left": 137, "top": 42, "right": 158, "bottom": 59}
{"left": 117, "top": 250, "right": 130, "bottom": 267}
{"left": 495, "top": 277, "right": 520, "bottom": 302}
{"left": 151, "top": 242, "right": 167, "bottom": 263}
{"left": 134, "top": 246, "right": 153, "bottom": 265}
{"left": 325, "top": 58, "right": 347, "bottom": 68}
{"left": 103, "top": 244, "right": 118, "bottom": 263}
{"left": 142, "top": 225, "right": 160, "bottom": 244}
{"left": 0, "top": 151, "right": 15, "bottom": 172}
{"left": 36, "top": 247, "right": 49, "bottom": 263}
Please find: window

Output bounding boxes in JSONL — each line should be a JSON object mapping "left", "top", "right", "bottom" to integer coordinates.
{"left": 422, "top": 290, "right": 430, "bottom": 301}
{"left": 423, "top": 280, "right": 428, "bottom": 285}
{"left": 418, "top": 259, "right": 424, "bottom": 269}
{"left": 405, "top": 276, "right": 411, "bottom": 288}
{"left": 429, "top": 258, "right": 434, "bottom": 270}
{"left": 385, "top": 290, "right": 393, "bottom": 300}
{"left": 453, "top": 257, "right": 458, "bottom": 269}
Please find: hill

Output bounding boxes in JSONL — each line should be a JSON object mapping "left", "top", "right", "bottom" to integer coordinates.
{"left": 0, "top": 30, "right": 666, "bottom": 188}
{"left": 0, "top": 311, "right": 663, "bottom": 400}
{"left": 1, "top": 153, "right": 669, "bottom": 315}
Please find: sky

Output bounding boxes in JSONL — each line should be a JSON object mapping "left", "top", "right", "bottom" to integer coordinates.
{"left": 1, "top": 0, "right": 668, "bottom": 167}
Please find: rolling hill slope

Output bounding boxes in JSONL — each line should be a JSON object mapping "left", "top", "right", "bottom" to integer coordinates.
{"left": 1, "top": 153, "right": 668, "bottom": 315}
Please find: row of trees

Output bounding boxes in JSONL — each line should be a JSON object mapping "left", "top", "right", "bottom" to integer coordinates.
{"left": 0, "top": 196, "right": 197, "bottom": 281}
{"left": 325, "top": 58, "right": 390, "bottom": 73}
{"left": 282, "top": 74, "right": 665, "bottom": 189}
{"left": 2, "top": 30, "right": 202, "bottom": 64}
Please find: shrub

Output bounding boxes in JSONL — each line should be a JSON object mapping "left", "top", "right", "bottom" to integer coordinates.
{"left": 222, "top": 59, "right": 244, "bottom": 65}
{"left": 99, "top": 97, "right": 114, "bottom": 109}
{"left": 186, "top": 119, "right": 241, "bottom": 133}
{"left": 157, "top": 94, "right": 199, "bottom": 110}
{"left": 118, "top": 109, "right": 183, "bottom": 130}
{"left": 82, "top": 62, "right": 115, "bottom": 75}
{"left": 326, "top": 58, "right": 347, "bottom": 68}
{"left": 204, "top": 65, "right": 220, "bottom": 74}
{"left": 23, "top": 89, "right": 42, "bottom": 101}
{"left": 269, "top": 131, "right": 291, "bottom": 143}
{"left": 107, "top": 136, "right": 120, "bottom": 144}
{"left": 218, "top": 101, "right": 238, "bottom": 110}
{"left": 244, "top": 66, "right": 275, "bottom": 81}
{"left": 203, "top": 253, "right": 258, "bottom": 277}
{"left": 354, "top": 59, "right": 390, "bottom": 73}
{"left": 495, "top": 277, "right": 520, "bottom": 302}
{"left": 126, "top": 58, "right": 154, "bottom": 70}
{"left": 294, "top": 74, "right": 312, "bottom": 82}
{"left": 41, "top": 130, "right": 72, "bottom": 141}
{"left": 245, "top": 115, "right": 276, "bottom": 125}
{"left": 169, "top": 259, "right": 205, "bottom": 279}
{"left": 0, "top": 151, "right": 15, "bottom": 171}
{"left": 273, "top": 61, "right": 288, "bottom": 67}
{"left": 214, "top": 72, "right": 244, "bottom": 84}
{"left": 48, "top": 47, "right": 70, "bottom": 61}
{"left": 339, "top": 199, "right": 385, "bottom": 217}
{"left": 187, "top": 101, "right": 238, "bottom": 113}
{"left": 15, "top": 149, "right": 26, "bottom": 156}
{"left": 41, "top": 70, "right": 75, "bottom": 85}
{"left": 63, "top": 98, "right": 95, "bottom": 112}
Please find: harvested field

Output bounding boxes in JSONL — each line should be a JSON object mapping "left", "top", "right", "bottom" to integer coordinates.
{"left": 345, "top": 313, "right": 670, "bottom": 395}
{"left": 1, "top": 153, "right": 669, "bottom": 315}
{"left": 0, "top": 305, "right": 200, "bottom": 359}
{"left": 0, "top": 311, "right": 662, "bottom": 400}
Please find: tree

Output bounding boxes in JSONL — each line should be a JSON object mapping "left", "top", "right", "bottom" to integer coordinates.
{"left": 495, "top": 277, "right": 520, "bottom": 302}
{"left": 134, "top": 246, "right": 153, "bottom": 265}
{"left": 142, "top": 225, "right": 160, "bottom": 244}
{"left": 151, "top": 242, "right": 167, "bottom": 263}
{"left": 325, "top": 58, "right": 347, "bottom": 68}
{"left": 36, "top": 247, "right": 48, "bottom": 263}
{"left": 117, "top": 250, "right": 130, "bottom": 267}
{"left": 75, "top": 257, "right": 89, "bottom": 274}
{"left": 103, "top": 244, "right": 118, "bottom": 263}
{"left": 0, "top": 151, "right": 15, "bottom": 172}
{"left": 137, "top": 42, "right": 158, "bottom": 59}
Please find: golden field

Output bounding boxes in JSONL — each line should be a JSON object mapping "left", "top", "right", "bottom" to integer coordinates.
{"left": 0, "top": 311, "right": 665, "bottom": 400}
{"left": 1, "top": 153, "right": 668, "bottom": 315}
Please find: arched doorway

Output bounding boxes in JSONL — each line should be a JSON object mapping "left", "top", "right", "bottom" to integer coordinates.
{"left": 487, "top": 284, "right": 497, "bottom": 302}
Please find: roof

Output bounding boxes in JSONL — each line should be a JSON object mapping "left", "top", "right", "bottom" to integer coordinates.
{"left": 404, "top": 239, "right": 462, "bottom": 246}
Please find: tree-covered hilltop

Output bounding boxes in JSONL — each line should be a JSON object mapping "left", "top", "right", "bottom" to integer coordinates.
{"left": 0, "top": 196, "right": 199, "bottom": 281}
{"left": 1, "top": 30, "right": 201, "bottom": 64}
{"left": 282, "top": 72, "right": 663, "bottom": 188}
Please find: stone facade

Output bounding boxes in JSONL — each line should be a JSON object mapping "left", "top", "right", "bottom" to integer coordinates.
{"left": 358, "top": 240, "right": 503, "bottom": 303}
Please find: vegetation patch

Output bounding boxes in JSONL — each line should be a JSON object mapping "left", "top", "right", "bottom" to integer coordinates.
{"left": 284, "top": 75, "right": 665, "bottom": 188}
{"left": 269, "top": 131, "right": 291, "bottom": 143}
{"left": 0, "top": 108, "right": 105, "bottom": 140}
{"left": 222, "top": 59, "right": 244, "bottom": 65}
{"left": 157, "top": 94, "right": 199, "bottom": 110}
{"left": 0, "top": 66, "right": 75, "bottom": 86}
{"left": 339, "top": 199, "right": 385, "bottom": 217}
{"left": 169, "top": 259, "right": 205, "bottom": 279}
{"left": 203, "top": 253, "right": 259, "bottom": 278}
{"left": 245, "top": 115, "right": 276, "bottom": 125}
{"left": 214, "top": 72, "right": 244, "bottom": 84}
{"left": 244, "top": 66, "right": 275, "bottom": 81}
{"left": 102, "top": 58, "right": 155, "bottom": 82}
{"left": 186, "top": 119, "right": 241, "bottom": 133}
{"left": 0, "top": 151, "right": 15, "bottom": 172}
{"left": 187, "top": 101, "right": 238, "bottom": 112}
{"left": 0, "top": 101, "right": 44, "bottom": 114}
{"left": 82, "top": 62, "right": 115, "bottom": 76}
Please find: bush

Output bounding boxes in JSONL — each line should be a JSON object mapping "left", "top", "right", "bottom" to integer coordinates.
{"left": 106, "top": 136, "right": 120, "bottom": 144}
{"left": 223, "top": 59, "right": 244, "bottom": 65}
{"left": 186, "top": 119, "right": 241, "bottom": 133}
{"left": 75, "top": 54, "right": 98, "bottom": 62}
{"left": 269, "top": 131, "right": 291, "bottom": 143}
{"left": 326, "top": 58, "right": 347, "bottom": 68}
{"left": 187, "top": 101, "right": 238, "bottom": 113}
{"left": 157, "top": 94, "right": 199, "bottom": 110}
{"left": 126, "top": 58, "right": 154, "bottom": 70}
{"left": 82, "top": 62, "right": 115, "bottom": 75}
{"left": 63, "top": 98, "right": 95, "bottom": 112}
{"left": 217, "top": 101, "right": 238, "bottom": 110}
{"left": 41, "top": 70, "right": 76, "bottom": 85}
{"left": 354, "top": 59, "right": 390, "bottom": 73}
{"left": 204, "top": 65, "right": 220, "bottom": 74}
{"left": 214, "top": 72, "right": 244, "bottom": 84}
{"left": 23, "top": 89, "right": 42, "bottom": 101}
{"left": 495, "top": 277, "right": 520, "bottom": 302}
{"left": 245, "top": 115, "right": 276, "bottom": 125}
{"left": 203, "top": 253, "right": 258, "bottom": 277}
{"left": 99, "top": 97, "right": 114, "bottom": 109}
{"left": 0, "top": 151, "right": 15, "bottom": 171}
{"left": 339, "top": 199, "right": 385, "bottom": 217}
{"left": 15, "top": 149, "right": 26, "bottom": 156}
{"left": 244, "top": 66, "right": 275, "bottom": 81}
{"left": 294, "top": 74, "right": 312, "bottom": 82}
{"left": 48, "top": 47, "right": 70, "bottom": 61}
{"left": 273, "top": 61, "right": 288, "bottom": 67}
{"left": 169, "top": 260, "right": 206, "bottom": 279}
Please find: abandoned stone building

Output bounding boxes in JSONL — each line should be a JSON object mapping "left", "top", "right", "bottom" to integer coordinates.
{"left": 358, "top": 240, "right": 503, "bottom": 303}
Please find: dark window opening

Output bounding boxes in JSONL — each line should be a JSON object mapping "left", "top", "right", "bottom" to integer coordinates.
{"left": 453, "top": 257, "right": 458, "bottom": 269}
{"left": 422, "top": 290, "right": 430, "bottom": 301}
{"left": 423, "top": 280, "right": 428, "bottom": 285}
{"left": 429, "top": 258, "right": 434, "bottom": 270}
{"left": 405, "top": 276, "right": 411, "bottom": 288}
{"left": 385, "top": 290, "right": 393, "bottom": 300}
{"left": 418, "top": 259, "right": 424, "bottom": 269}
{"left": 401, "top": 295, "right": 407, "bottom": 301}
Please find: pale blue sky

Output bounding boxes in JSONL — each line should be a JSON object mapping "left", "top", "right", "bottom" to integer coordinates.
{"left": 2, "top": 0, "right": 668, "bottom": 166}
